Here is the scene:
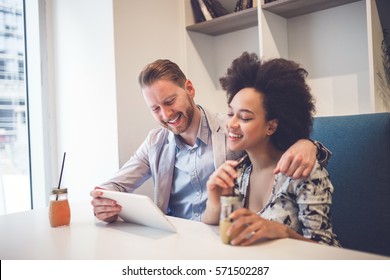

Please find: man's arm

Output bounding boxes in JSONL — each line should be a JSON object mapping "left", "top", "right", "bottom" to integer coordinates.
{"left": 99, "top": 133, "right": 154, "bottom": 192}
{"left": 90, "top": 131, "right": 155, "bottom": 222}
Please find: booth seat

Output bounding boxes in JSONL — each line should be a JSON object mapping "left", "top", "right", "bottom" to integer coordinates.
{"left": 311, "top": 112, "right": 390, "bottom": 257}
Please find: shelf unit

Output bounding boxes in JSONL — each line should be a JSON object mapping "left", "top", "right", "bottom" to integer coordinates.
{"left": 185, "top": 0, "right": 363, "bottom": 34}
{"left": 184, "top": 0, "right": 389, "bottom": 115}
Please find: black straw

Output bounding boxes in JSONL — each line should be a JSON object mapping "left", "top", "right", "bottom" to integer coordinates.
{"left": 232, "top": 154, "right": 248, "bottom": 196}
{"left": 57, "top": 152, "right": 66, "bottom": 189}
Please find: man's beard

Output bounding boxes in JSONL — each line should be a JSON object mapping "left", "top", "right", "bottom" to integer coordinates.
{"left": 161, "top": 104, "right": 195, "bottom": 135}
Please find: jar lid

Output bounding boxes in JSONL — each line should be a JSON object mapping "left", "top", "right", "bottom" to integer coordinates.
{"left": 51, "top": 188, "right": 68, "bottom": 194}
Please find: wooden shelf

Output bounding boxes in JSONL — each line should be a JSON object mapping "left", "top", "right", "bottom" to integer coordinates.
{"left": 262, "top": 0, "right": 361, "bottom": 18}
{"left": 186, "top": 7, "right": 258, "bottom": 36}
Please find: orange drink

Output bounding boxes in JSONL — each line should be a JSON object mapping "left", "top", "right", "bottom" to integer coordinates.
{"left": 49, "top": 188, "right": 71, "bottom": 227}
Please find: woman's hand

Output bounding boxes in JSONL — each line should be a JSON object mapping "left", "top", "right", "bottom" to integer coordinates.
{"left": 206, "top": 160, "right": 239, "bottom": 205}
{"left": 228, "top": 208, "right": 289, "bottom": 246}
{"left": 90, "top": 187, "right": 121, "bottom": 223}
{"left": 202, "top": 160, "right": 240, "bottom": 224}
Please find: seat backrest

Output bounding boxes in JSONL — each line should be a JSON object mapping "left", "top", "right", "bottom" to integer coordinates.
{"left": 311, "top": 113, "right": 390, "bottom": 257}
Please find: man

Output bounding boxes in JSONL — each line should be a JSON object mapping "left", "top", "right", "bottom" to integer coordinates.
{"left": 90, "top": 59, "right": 330, "bottom": 223}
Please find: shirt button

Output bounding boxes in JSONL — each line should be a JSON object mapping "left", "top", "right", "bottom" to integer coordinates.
{"left": 196, "top": 191, "right": 200, "bottom": 196}
{"left": 194, "top": 213, "right": 199, "bottom": 217}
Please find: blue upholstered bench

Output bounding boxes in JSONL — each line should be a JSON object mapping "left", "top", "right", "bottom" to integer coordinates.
{"left": 311, "top": 112, "right": 390, "bottom": 257}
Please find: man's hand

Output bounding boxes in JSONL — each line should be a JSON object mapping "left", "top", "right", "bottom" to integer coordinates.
{"left": 90, "top": 187, "right": 121, "bottom": 223}
{"left": 274, "top": 139, "right": 316, "bottom": 179}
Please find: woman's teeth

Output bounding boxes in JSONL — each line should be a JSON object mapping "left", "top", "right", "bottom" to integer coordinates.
{"left": 229, "top": 132, "right": 243, "bottom": 138}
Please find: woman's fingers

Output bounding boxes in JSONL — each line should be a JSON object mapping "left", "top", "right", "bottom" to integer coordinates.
{"left": 207, "top": 161, "right": 239, "bottom": 190}
{"left": 228, "top": 209, "right": 265, "bottom": 246}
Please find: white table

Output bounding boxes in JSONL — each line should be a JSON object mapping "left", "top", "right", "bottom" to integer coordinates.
{"left": 0, "top": 202, "right": 388, "bottom": 260}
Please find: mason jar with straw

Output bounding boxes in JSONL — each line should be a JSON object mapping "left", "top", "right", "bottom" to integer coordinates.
{"left": 49, "top": 152, "right": 71, "bottom": 227}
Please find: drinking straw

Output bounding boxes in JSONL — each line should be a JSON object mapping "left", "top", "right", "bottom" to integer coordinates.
{"left": 56, "top": 152, "right": 66, "bottom": 201}
{"left": 232, "top": 154, "right": 247, "bottom": 196}
{"left": 57, "top": 152, "right": 66, "bottom": 189}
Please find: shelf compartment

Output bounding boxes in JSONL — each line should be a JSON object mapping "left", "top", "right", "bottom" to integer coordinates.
{"left": 186, "top": 7, "right": 258, "bottom": 36}
{"left": 262, "top": 0, "right": 361, "bottom": 18}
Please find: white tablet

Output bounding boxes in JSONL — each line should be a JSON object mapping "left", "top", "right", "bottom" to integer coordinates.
{"left": 100, "top": 190, "right": 177, "bottom": 233}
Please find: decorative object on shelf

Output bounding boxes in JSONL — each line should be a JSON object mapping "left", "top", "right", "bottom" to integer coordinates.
{"left": 197, "top": 0, "right": 214, "bottom": 20}
{"left": 191, "top": 0, "right": 206, "bottom": 23}
{"left": 190, "top": 0, "right": 229, "bottom": 23}
{"left": 234, "top": 0, "right": 242, "bottom": 12}
{"left": 377, "top": 28, "right": 390, "bottom": 110}
{"left": 204, "top": 0, "right": 229, "bottom": 17}
{"left": 234, "top": 0, "right": 254, "bottom": 12}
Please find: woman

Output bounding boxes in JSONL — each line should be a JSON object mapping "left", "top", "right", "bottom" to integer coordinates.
{"left": 203, "top": 52, "right": 340, "bottom": 247}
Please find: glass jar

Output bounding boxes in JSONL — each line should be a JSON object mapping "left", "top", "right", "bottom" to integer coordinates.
{"left": 219, "top": 195, "right": 241, "bottom": 244}
{"left": 49, "top": 188, "right": 71, "bottom": 227}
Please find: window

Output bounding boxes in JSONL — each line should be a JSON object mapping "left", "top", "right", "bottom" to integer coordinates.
{"left": 0, "top": 0, "right": 54, "bottom": 214}
{"left": 0, "top": 0, "right": 30, "bottom": 214}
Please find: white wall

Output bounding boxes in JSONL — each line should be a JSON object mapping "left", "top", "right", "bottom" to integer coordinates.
{"left": 47, "top": 0, "right": 186, "bottom": 202}
{"left": 287, "top": 1, "right": 371, "bottom": 116}
{"left": 48, "top": 0, "right": 119, "bottom": 202}
{"left": 112, "top": 0, "right": 185, "bottom": 197}
{"left": 113, "top": 0, "right": 185, "bottom": 166}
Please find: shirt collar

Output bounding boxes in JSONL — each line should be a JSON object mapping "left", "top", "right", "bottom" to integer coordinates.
{"left": 197, "top": 106, "right": 210, "bottom": 145}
